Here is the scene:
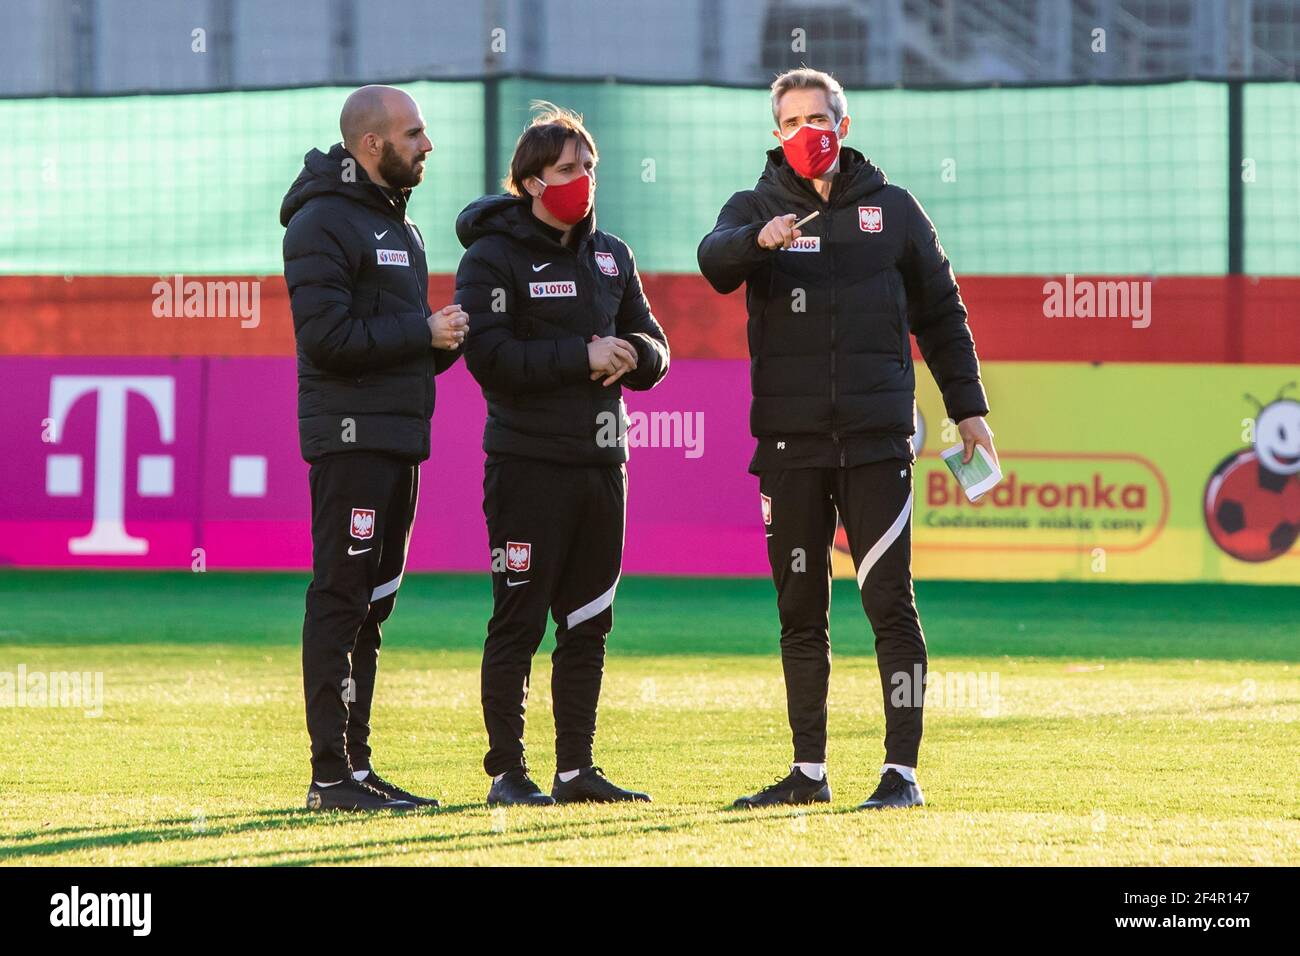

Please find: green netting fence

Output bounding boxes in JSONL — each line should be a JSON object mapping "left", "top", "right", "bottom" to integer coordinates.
{"left": 1, "top": 78, "right": 1296, "bottom": 276}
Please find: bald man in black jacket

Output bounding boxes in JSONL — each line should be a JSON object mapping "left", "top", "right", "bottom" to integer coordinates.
{"left": 281, "top": 86, "right": 466, "bottom": 813}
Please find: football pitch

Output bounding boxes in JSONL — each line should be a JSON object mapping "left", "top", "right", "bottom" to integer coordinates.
{"left": 1, "top": 570, "right": 1296, "bottom": 866}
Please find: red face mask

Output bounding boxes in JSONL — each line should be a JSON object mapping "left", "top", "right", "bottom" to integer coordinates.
{"left": 780, "top": 123, "right": 841, "bottom": 179}
{"left": 534, "top": 172, "right": 592, "bottom": 225}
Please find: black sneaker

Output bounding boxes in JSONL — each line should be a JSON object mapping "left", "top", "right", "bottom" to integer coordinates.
{"left": 357, "top": 770, "right": 440, "bottom": 808}
{"left": 733, "top": 767, "right": 831, "bottom": 808}
{"left": 857, "top": 769, "right": 924, "bottom": 810}
{"left": 487, "top": 767, "right": 556, "bottom": 806}
{"left": 305, "top": 778, "right": 416, "bottom": 813}
{"left": 552, "top": 767, "right": 651, "bottom": 804}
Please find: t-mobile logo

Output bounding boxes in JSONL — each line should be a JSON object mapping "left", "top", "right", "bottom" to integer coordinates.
{"left": 45, "top": 375, "right": 175, "bottom": 555}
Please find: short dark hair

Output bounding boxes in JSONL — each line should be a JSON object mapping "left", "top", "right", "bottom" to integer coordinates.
{"left": 504, "top": 101, "right": 599, "bottom": 196}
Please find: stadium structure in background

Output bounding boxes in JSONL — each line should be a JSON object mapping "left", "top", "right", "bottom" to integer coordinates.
{"left": 3, "top": 0, "right": 1298, "bottom": 94}
{"left": 2, "top": 0, "right": 1299, "bottom": 584}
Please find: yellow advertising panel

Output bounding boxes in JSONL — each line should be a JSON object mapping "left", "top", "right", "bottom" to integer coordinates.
{"left": 832, "top": 362, "right": 1300, "bottom": 584}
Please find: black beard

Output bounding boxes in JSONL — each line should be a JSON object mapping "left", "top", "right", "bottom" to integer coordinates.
{"left": 378, "top": 141, "right": 422, "bottom": 189}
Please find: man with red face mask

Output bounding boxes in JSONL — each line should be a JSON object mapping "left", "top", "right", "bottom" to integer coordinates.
{"left": 698, "top": 68, "right": 997, "bottom": 810}
{"left": 455, "top": 102, "right": 670, "bottom": 806}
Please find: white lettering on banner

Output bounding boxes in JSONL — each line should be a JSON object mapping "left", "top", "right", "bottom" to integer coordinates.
{"left": 376, "top": 249, "right": 410, "bottom": 266}
{"left": 782, "top": 236, "right": 821, "bottom": 252}
{"left": 46, "top": 376, "right": 175, "bottom": 556}
{"left": 529, "top": 281, "right": 577, "bottom": 298}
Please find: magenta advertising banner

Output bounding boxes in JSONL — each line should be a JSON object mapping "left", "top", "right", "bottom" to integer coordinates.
{"left": 2, "top": 357, "right": 769, "bottom": 575}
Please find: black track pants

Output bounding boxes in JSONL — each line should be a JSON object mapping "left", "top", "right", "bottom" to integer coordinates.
{"left": 480, "top": 456, "right": 626, "bottom": 777}
{"left": 759, "top": 459, "right": 927, "bottom": 767}
{"left": 302, "top": 452, "right": 419, "bottom": 782}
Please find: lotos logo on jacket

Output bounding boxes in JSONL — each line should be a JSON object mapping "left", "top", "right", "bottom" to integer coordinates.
{"left": 859, "top": 206, "right": 883, "bottom": 233}
{"left": 783, "top": 236, "right": 821, "bottom": 253}
{"left": 350, "top": 508, "right": 375, "bottom": 540}
{"left": 506, "top": 540, "right": 531, "bottom": 572}
{"left": 377, "top": 249, "right": 410, "bottom": 266}
{"left": 595, "top": 251, "right": 619, "bottom": 276}
{"left": 529, "top": 280, "right": 577, "bottom": 298}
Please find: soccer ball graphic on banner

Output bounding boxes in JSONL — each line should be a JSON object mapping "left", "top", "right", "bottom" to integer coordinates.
{"left": 1204, "top": 393, "right": 1300, "bottom": 562}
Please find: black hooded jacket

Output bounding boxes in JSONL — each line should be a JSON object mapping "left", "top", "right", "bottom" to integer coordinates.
{"left": 280, "top": 143, "right": 461, "bottom": 464}
{"left": 455, "top": 194, "right": 670, "bottom": 465}
{"left": 697, "top": 145, "right": 988, "bottom": 473}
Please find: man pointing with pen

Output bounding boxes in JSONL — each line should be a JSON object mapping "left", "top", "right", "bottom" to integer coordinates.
{"left": 698, "top": 67, "right": 997, "bottom": 810}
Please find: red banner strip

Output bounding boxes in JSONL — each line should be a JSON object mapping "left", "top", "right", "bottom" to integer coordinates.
{"left": 2, "top": 273, "right": 1297, "bottom": 363}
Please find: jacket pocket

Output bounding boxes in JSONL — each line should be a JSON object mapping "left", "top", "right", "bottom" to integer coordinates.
{"left": 355, "top": 287, "right": 386, "bottom": 385}
{"left": 890, "top": 271, "right": 909, "bottom": 369}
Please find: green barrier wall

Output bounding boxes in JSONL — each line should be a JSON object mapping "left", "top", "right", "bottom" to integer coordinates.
{"left": 1244, "top": 83, "right": 1300, "bottom": 275}
{"left": 1, "top": 82, "right": 485, "bottom": 275}
{"left": 2, "top": 79, "right": 1294, "bottom": 277}
{"left": 497, "top": 79, "right": 1229, "bottom": 275}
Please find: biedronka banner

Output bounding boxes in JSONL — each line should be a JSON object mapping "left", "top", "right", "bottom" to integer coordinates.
{"left": 878, "top": 362, "right": 1300, "bottom": 585}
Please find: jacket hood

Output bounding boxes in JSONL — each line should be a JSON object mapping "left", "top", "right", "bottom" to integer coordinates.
{"left": 279, "top": 143, "right": 410, "bottom": 227}
{"left": 756, "top": 144, "right": 887, "bottom": 207}
{"left": 456, "top": 193, "right": 596, "bottom": 252}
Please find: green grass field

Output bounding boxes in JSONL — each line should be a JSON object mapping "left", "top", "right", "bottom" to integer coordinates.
{"left": 1, "top": 570, "right": 1297, "bottom": 866}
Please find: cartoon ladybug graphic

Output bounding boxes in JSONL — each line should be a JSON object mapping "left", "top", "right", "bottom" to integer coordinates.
{"left": 1204, "top": 386, "right": 1300, "bottom": 562}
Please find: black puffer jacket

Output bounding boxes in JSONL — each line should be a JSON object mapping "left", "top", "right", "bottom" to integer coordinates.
{"left": 280, "top": 143, "right": 461, "bottom": 463}
{"left": 697, "top": 145, "right": 988, "bottom": 472}
{"left": 455, "top": 195, "right": 669, "bottom": 464}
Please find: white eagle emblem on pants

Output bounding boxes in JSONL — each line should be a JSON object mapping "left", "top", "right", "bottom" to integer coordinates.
{"left": 350, "top": 508, "right": 375, "bottom": 540}
{"left": 506, "top": 541, "right": 532, "bottom": 572}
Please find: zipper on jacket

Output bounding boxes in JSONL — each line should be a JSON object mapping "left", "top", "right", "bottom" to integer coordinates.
{"left": 825, "top": 207, "right": 844, "bottom": 466}
{"left": 408, "top": 218, "right": 431, "bottom": 426}
{"left": 374, "top": 208, "right": 430, "bottom": 414}
{"left": 573, "top": 237, "right": 595, "bottom": 328}
{"left": 570, "top": 235, "right": 606, "bottom": 453}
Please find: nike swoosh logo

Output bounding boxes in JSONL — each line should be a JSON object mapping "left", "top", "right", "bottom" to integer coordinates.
{"left": 506, "top": 579, "right": 528, "bottom": 587}
{"left": 765, "top": 533, "right": 774, "bottom": 538}
{"left": 531, "top": 263, "right": 551, "bottom": 272}
{"left": 374, "top": 230, "right": 388, "bottom": 240}
{"left": 348, "top": 546, "right": 372, "bottom": 555}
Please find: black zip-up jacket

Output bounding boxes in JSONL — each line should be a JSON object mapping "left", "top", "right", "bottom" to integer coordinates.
{"left": 455, "top": 194, "right": 670, "bottom": 465}
{"left": 280, "top": 143, "right": 461, "bottom": 463}
{"left": 697, "top": 145, "right": 989, "bottom": 473}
